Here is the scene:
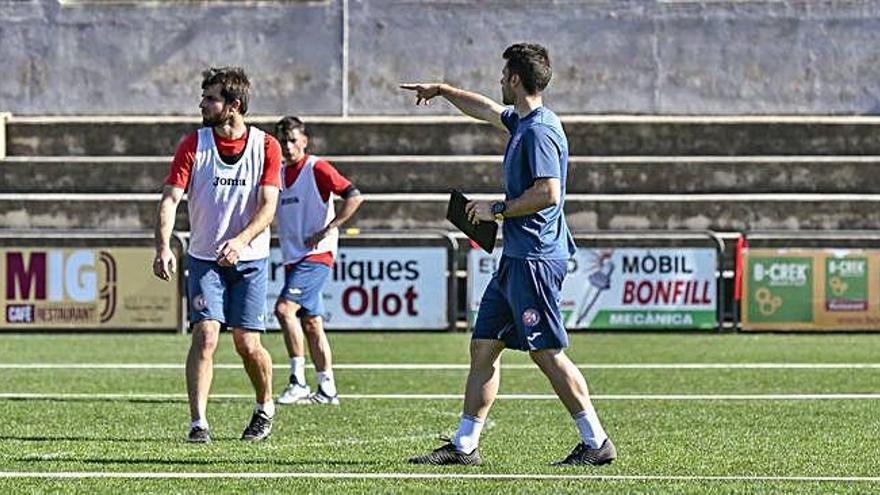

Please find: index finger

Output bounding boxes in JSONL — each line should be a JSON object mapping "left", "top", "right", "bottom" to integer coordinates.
{"left": 399, "top": 83, "right": 420, "bottom": 90}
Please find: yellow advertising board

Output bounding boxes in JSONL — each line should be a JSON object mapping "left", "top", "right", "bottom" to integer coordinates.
{"left": 1, "top": 247, "right": 179, "bottom": 330}
{"left": 741, "top": 248, "right": 880, "bottom": 331}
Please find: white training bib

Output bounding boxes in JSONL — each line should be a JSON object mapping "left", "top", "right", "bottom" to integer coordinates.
{"left": 277, "top": 155, "right": 338, "bottom": 264}
{"left": 187, "top": 126, "right": 271, "bottom": 261}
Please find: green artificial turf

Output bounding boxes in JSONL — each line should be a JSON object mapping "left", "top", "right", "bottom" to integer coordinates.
{"left": 0, "top": 332, "right": 878, "bottom": 494}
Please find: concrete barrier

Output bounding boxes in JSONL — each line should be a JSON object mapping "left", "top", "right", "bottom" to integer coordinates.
{"left": 5, "top": 155, "right": 880, "bottom": 195}
{"left": 10, "top": 115, "right": 880, "bottom": 156}
{"left": 4, "top": 193, "right": 880, "bottom": 231}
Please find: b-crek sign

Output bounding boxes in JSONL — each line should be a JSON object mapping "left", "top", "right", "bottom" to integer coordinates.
{"left": 468, "top": 248, "right": 718, "bottom": 330}
{"left": 266, "top": 247, "right": 448, "bottom": 329}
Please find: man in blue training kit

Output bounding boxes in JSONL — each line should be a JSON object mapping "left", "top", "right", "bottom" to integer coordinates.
{"left": 401, "top": 43, "right": 615, "bottom": 466}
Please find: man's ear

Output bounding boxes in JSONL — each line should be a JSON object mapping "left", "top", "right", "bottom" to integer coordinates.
{"left": 228, "top": 98, "right": 242, "bottom": 114}
{"left": 509, "top": 73, "right": 522, "bottom": 89}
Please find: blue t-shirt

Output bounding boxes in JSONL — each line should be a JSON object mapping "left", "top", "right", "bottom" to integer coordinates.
{"left": 500, "top": 106, "right": 577, "bottom": 260}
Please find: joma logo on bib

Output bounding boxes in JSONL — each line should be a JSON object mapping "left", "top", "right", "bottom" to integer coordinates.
{"left": 213, "top": 177, "right": 247, "bottom": 187}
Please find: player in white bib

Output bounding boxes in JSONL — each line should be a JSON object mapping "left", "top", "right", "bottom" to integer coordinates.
{"left": 273, "top": 116, "right": 364, "bottom": 405}
{"left": 153, "top": 67, "right": 282, "bottom": 443}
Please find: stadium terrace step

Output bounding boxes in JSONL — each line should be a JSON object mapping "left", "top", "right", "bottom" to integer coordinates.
{"left": 8, "top": 115, "right": 880, "bottom": 157}
{"left": 5, "top": 155, "right": 880, "bottom": 194}
{"left": 3, "top": 193, "right": 880, "bottom": 231}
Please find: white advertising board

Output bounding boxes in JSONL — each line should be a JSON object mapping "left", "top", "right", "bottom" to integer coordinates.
{"left": 468, "top": 248, "right": 717, "bottom": 329}
{"left": 267, "top": 247, "right": 448, "bottom": 329}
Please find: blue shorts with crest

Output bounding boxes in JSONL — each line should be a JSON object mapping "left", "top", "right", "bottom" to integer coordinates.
{"left": 472, "top": 256, "right": 569, "bottom": 351}
{"left": 187, "top": 255, "right": 268, "bottom": 332}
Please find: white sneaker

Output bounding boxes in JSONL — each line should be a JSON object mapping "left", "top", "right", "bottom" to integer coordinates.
{"left": 277, "top": 381, "right": 311, "bottom": 405}
{"left": 305, "top": 385, "right": 340, "bottom": 405}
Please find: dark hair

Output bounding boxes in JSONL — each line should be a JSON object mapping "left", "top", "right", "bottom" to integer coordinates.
{"left": 201, "top": 66, "right": 251, "bottom": 115}
{"left": 275, "top": 116, "right": 307, "bottom": 141}
{"left": 502, "top": 43, "right": 552, "bottom": 95}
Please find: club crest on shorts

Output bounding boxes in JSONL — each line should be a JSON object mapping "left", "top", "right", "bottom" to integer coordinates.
{"left": 192, "top": 294, "right": 207, "bottom": 311}
{"left": 522, "top": 308, "right": 541, "bottom": 327}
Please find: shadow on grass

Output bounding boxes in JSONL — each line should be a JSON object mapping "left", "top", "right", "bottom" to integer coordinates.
{"left": 0, "top": 434, "right": 305, "bottom": 443}
{"left": 2, "top": 434, "right": 399, "bottom": 446}
{"left": 16, "top": 456, "right": 381, "bottom": 467}
{"left": 0, "top": 435, "right": 170, "bottom": 443}
{"left": 1, "top": 397, "right": 194, "bottom": 404}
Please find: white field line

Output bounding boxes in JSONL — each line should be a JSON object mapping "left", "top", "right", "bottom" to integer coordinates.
{"left": 296, "top": 433, "right": 437, "bottom": 449}
{"left": 2, "top": 393, "right": 880, "bottom": 401}
{"left": 0, "top": 471, "right": 878, "bottom": 482}
{"left": 1, "top": 363, "right": 879, "bottom": 370}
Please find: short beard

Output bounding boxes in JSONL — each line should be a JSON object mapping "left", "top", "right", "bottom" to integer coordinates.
{"left": 202, "top": 107, "right": 233, "bottom": 128}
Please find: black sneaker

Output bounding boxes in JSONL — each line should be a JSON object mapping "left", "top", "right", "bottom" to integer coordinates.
{"left": 553, "top": 438, "right": 617, "bottom": 466}
{"left": 241, "top": 411, "right": 273, "bottom": 441}
{"left": 187, "top": 426, "right": 211, "bottom": 444}
{"left": 409, "top": 441, "right": 482, "bottom": 465}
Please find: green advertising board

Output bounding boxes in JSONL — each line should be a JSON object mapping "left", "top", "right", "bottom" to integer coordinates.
{"left": 825, "top": 256, "right": 868, "bottom": 311}
{"left": 746, "top": 256, "right": 813, "bottom": 323}
{"left": 743, "top": 248, "right": 880, "bottom": 331}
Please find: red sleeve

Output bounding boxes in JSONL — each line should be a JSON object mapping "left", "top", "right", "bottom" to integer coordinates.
{"left": 261, "top": 134, "right": 283, "bottom": 188}
{"left": 313, "top": 159, "right": 353, "bottom": 202}
{"left": 164, "top": 132, "right": 198, "bottom": 189}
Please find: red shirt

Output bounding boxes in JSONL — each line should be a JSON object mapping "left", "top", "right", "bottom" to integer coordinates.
{"left": 164, "top": 127, "right": 283, "bottom": 190}
{"left": 284, "top": 154, "right": 352, "bottom": 202}
{"left": 285, "top": 154, "right": 353, "bottom": 267}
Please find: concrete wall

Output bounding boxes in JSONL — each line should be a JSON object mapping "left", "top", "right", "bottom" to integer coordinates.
{"left": 3, "top": 0, "right": 880, "bottom": 115}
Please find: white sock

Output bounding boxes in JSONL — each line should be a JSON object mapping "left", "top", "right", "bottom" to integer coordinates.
{"left": 573, "top": 406, "right": 608, "bottom": 448}
{"left": 290, "top": 357, "right": 306, "bottom": 385}
{"left": 256, "top": 400, "right": 275, "bottom": 418}
{"left": 316, "top": 370, "right": 337, "bottom": 396}
{"left": 452, "top": 414, "right": 484, "bottom": 454}
{"left": 190, "top": 418, "right": 208, "bottom": 430}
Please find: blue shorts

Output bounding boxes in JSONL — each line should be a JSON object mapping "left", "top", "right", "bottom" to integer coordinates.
{"left": 187, "top": 255, "right": 269, "bottom": 332}
{"left": 473, "top": 256, "right": 569, "bottom": 351}
{"left": 279, "top": 261, "right": 332, "bottom": 318}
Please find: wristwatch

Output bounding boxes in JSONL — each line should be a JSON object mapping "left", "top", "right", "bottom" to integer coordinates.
{"left": 491, "top": 201, "right": 507, "bottom": 221}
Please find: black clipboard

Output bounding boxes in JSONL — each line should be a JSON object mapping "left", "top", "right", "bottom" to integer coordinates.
{"left": 446, "top": 189, "right": 498, "bottom": 253}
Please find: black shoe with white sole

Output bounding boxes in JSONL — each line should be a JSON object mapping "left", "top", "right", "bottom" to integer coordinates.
{"left": 409, "top": 442, "right": 482, "bottom": 465}
{"left": 553, "top": 438, "right": 617, "bottom": 466}
{"left": 187, "top": 426, "right": 211, "bottom": 444}
{"left": 241, "top": 411, "right": 273, "bottom": 441}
